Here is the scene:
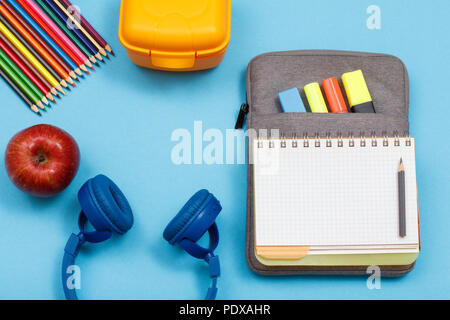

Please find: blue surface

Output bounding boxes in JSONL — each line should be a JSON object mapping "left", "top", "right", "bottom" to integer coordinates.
{"left": 0, "top": 0, "right": 449, "bottom": 300}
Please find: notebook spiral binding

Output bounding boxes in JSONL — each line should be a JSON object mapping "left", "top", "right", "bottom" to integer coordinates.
{"left": 257, "top": 131, "right": 412, "bottom": 148}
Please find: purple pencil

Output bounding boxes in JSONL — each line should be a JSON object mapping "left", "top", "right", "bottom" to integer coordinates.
{"left": 57, "top": 0, "right": 114, "bottom": 56}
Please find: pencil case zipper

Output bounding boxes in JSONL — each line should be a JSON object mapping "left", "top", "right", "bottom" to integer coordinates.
{"left": 234, "top": 102, "right": 249, "bottom": 130}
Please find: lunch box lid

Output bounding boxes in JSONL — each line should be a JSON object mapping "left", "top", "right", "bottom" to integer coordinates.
{"left": 119, "top": 0, "right": 231, "bottom": 68}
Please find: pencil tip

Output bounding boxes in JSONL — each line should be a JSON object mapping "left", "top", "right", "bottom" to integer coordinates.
{"left": 31, "top": 105, "right": 40, "bottom": 114}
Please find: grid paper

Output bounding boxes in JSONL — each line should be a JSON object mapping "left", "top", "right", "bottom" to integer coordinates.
{"left": 253, "top": 137, "right": 419, "bottom": 247}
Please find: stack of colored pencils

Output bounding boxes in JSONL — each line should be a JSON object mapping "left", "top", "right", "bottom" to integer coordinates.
{"left": 0, "top": 0, "right": 114, "bottom": 115}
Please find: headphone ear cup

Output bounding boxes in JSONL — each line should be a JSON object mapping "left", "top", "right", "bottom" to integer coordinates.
{"left": 79, "top": 175, "right": 134, "bottom": 234}
{"left": 163, "top": 189, "right": 210, "bottom": 245}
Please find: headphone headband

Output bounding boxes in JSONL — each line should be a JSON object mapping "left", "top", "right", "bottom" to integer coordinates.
{"left": 163, "top": 190, "right": 222, "bottom": 300}
{"left": 62, "top": 175, "right": 133, "bottom": 300}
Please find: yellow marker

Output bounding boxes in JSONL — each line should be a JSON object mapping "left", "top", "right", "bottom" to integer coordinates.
{"left": 304, "top": 82, "right": 328, "bottom": 113}
{"left": 342, "top": 70, "right": 375, "bottom": 113}
{"left": 0, "top": 21, "right": 60, "bottom": 89}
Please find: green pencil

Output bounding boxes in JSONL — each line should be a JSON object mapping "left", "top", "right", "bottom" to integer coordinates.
{"left": 35, "top": 0, "right": 97, "bottom": 65}
{"left": 0, "top": 53, "right": 45, "bottom": 110}
{"left": 0, "top": 48, "right": 48, "bottom": 106}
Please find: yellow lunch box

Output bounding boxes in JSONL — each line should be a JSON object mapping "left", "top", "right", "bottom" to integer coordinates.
{"left": 118, "top": 0, "right": 231, "bottom": 72}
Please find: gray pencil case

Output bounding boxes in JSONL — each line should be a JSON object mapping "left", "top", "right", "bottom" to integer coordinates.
{"left": 240, "top": 50, "right": 416, "bottom": 276}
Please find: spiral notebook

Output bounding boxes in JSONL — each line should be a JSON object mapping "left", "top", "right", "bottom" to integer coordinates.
{"left": 253, "top": 136, "right": 420, "bottom": 262}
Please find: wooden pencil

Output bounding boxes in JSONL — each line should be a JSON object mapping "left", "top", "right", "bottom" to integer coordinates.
{"left": 0, "top": 51, "right": 45, "bottom": 109}
{"left": 0, "top": 65, "right": 40, "bottom": 114}
{"left": 35, "top": 0, "right": 98, "bottom": 67}
{"left": 53, "top": 0, "right": 107, "bottom": 57}
{"left": 0, "top": 47, "right": 48, "bottom": 105}
{"left": 59, "top": 0, "right": 114, "bottom": 56}
{"left": 398, "top": 158, "right": 406, "bottom": 238}
{"left": 15, "top": 0, "right": 90, "bottom": 73}
{"left": 0, "top": 38, "right": 55, "bottom": 102}
{"left": 0, "top": 20, "right": 64, "bottom": 94}
{"left": 18, "top": 0, "right": 94, "bottom": 70}
{"left": 0, "top": 11, "right": 73, "bottom": 88}
{"left": 0, "top": 1, "right": 77, "bottom": 81}
{"left": 42, "top": 0, "right": 102, "bottom": 63}
{"left": 4, "top": 0, "right": 83, "bottom": 76}
{"left": 0, "top": 30, "right": 60, "bottom": 96}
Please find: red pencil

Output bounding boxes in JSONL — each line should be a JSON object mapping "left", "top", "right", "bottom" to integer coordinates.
{"left": 16, "top": 0, "right": 91, "bottom": 73}
{"left": 0, "top": 37, "right": 56, "bottom": 101}
{"left": 0, "top": 29, "right": 58, "bottom": 97}
{"left": 0, "top": 0, "right": 79, "bottom": 79}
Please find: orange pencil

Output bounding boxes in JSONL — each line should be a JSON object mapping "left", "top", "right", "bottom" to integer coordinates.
{"left": 0, "top": 3, "right": 75, "bottom": 86}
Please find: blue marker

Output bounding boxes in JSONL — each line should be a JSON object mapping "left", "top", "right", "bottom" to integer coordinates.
{"left": 6, "top": 0, "right": 82, "bottom": 75}
{"left": 278, "top": 88, "right": 306, "bottom": 112}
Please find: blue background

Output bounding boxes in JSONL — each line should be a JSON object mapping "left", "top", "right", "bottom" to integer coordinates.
{"left": 0, "top": 0, "right": 448, "bottom": 299}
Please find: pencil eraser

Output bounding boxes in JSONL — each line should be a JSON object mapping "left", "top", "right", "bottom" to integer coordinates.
{"left": 322, "top": 77, "right": 348, "bottom": 113}
{"left": 278, "top": 88, "right": 306, "bottom": 113}
{"left": 341, "top": 70, "right": 375, "bottom": 113}
{"left": 304, "top": 82, "right": 328, "bottom": 113}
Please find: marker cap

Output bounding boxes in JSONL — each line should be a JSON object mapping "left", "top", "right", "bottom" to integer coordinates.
{"left": 342, "top": 70, "right": 375, "bottom": 113}
{"left": 278, "top": 88, "right": 306, "bottom": 113}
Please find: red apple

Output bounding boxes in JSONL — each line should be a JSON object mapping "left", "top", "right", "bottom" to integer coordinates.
{"left": 5, "top": 124, "right": 80, "bottom": 198}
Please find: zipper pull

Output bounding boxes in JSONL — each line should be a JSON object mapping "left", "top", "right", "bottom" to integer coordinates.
{"left": 235, "top": 103, "right": 249, "bottom": 130}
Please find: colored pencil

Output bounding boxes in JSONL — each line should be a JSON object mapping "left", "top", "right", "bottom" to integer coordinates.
{"left": 0, "top": 46, "right": 49, "bottom": 105}
{"left": 0, "top": 11, "right": 72, "bottom": 88}
{"left": 5, "top": 0, "right": 83, "bottom": 76}
{"left": 15, "top": 0, "right": 89, "bottom": 73}
{"left": 0, "top": 1, "right": 77, "bottom": 81}
{"left": 0, "top": 45, "right": 48, "bottom": 105}
{"left": 0, "top": 66, "right": 40, "bottom": 114}
{"left": 0, "top": 36, "right": 55, "bottom": 101}
{"left": 59, "top": 0, "right": 114, "bottom": 56}
{"left": 0, "top": 51, "right": 45, "bottom": 109}
{"left": 53, "top": 0, "right": 107, "bottom": 58}
{"left": 0, "top": 30, "right": 59, "bottom": 96}
{"left": 0, "top": 20, "right": 64, "bottom": 94}
{"left": 42, "top": 0, "right": 102, "bottom": 62}
{"left": 18, "top": 0, "right": 93, "bottom": 70}
{"left": 35, "top": 0, "right": 98, "bottom": 66}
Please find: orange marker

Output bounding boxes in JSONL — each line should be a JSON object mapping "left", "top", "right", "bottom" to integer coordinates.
{"left": 322, "top": 77, "right": 348, "bottom": 113}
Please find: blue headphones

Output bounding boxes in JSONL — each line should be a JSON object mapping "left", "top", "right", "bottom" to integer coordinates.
{"left": 61, "top": 174, "right": 134, "bottom": 300}
{"left": 163, "top": 189, "right": 222, "bottom": 300}
{"left": 62, "top": 175, "right": 222, "bottom": 300}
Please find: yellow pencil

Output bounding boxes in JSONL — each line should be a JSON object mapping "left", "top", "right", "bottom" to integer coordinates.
{"left": 0, "top": 21, "right": 63, "bottom": 93}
